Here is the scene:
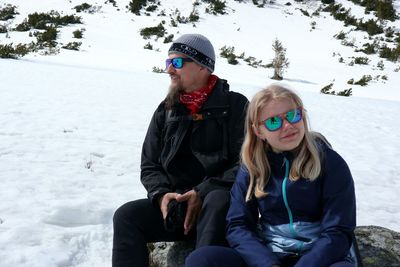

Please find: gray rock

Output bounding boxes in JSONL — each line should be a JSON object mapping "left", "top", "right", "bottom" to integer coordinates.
{"left": 148, "top": 240, "right": 195, "bottom": 267}
{"left": 149, "top": 226, "right": 400, "bottom": 267}
{"left": 355, "top": 225, "right": 400, "bottom": 267}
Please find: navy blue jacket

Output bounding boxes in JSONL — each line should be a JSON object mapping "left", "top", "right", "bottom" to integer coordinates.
{"left": 226, "top": 143, "right": 356, "bottom": 267}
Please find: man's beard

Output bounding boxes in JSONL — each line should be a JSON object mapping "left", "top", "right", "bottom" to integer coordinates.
{"left": 165, "top": 83, "right": 182, "bottom": 109}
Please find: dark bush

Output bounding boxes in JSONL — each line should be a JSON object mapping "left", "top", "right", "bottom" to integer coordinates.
{"left": 145, "top": 5, "right": 157, "bottom": 12}
{"left": 163, "top": 34, "right": 174, "bottom": 43}
{"left": 358, "top": 42, "right": 377, "bottom": 54}
{"left": 337, "top": 88, "right": 352, "bottom": 96}
{"left": 34, "top": 26, "right": 58, "bottom": 47}
{"left": 320, "top": 83, "right": 335, "bottom": 95}
{"left": 354, "top": 75, "right": 372, "bottom": 86}
{"left": 0, "top": 4, "right": 18, "bottom": 21}
{"left": 62, "top": 41, "right": 81, "bottom": 50}
{"left": 376, "top": 0, "right": 397, "bottom": 21}
{"left": 73, "top": 29, "right": 83, "bottom": 38}
{"left": 14, "top": 19, "right": 30, "bottom": 31}
{"left": 144, "top": 42, "right": 153, "bottom": 50}
{"left": 0, "top": 43, "right": 30, "bottom": 59}
{"left": 335, "top": 31, "right": 346, "bottom": 40}
{"left": 206, "top": 0, "right": 227, "bottom": 15}
{"left": 353, "top": 56, "right": 369, "bottom": 65}
{"left": 74, "top": 3, "right": 92, "bottom": 13}
{"left": 16, "top": 11, "right": 82, "bottom": 30}
{"left": 379, "top": 44, "right": 400, "bottom": 62}
{"left": 357, "top": 19, "right": 383, "bottom": 36}
{"left": 139, "top": 23, "right": 165, "bottom": 39}
{"left": 128, "top": 0, "right": 147, "bottom": 15}
{"left": 189, "top": 10, "right": 200, "bottom": 22}
{"left": 0, "top": 24, "right": 7, "bottom": 33}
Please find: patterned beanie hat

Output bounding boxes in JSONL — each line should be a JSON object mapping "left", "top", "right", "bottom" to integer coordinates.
{"left": 168, "top": 33, "right": 215, "bottom": 73}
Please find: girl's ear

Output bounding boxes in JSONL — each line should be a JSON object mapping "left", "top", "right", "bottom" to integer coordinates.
{"left": 252, "top": 124, "right": 265, "bottom": 141}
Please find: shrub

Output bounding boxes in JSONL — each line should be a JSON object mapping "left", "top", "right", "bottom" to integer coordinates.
{"left": 139, "top": 23, "right": 165, "bottom": 39}
{"left": 152, "top": 66, "right": 164, "bottom": 73}
{"left": 14, "top": 20, "right": 30, "bottom": 31}
{"left": 34, "top": 26, "right": 58, "bottom": 47}
{"left": 16, "top": 11, "right": 82, "bottom": 30}
{"left": 146, "top": 5, "right": 157, "bottom": 12}
{"left": 357, "top": 19, "right": 383, "bottom": 36}
{"left": 62, "top": 41, "right": 81, "bottom": 50}
{"left": 0, "top": 43, "right": 30, "bottom": 59}
{"left": 227, "top": 54, "right": 238, "bottom": 65}
{"left": 73, "top": 29, "right": 84, "bottom": 38}
{"left": 375, "top": 0, "right": 397, "bottom": 21}
{"left": 0, "top": 24, "right": 7, "bottom": 33}
{"left": 128, "top": 0, "right": 147, "bottom": 15}
{"left": 220, "top": 45, "right": 235, "bottom": 58}
{"left": 74, "top": 3, "right": 92, "bottom": 13}
{"left": 379, "top": 44, "right": 400, "bottom": 62}
{"left": 189, "top": 9, "right": 200, "bottom": 22}
{"left": 337, "top": 88, "right": 352, "bottom": 96}
{"left": 377, "top": 60, "right": 384, "bottom": 70}
{"left": 220, "top": 46, "right": 238, "bottom": 65}
{"left": 244, "top": 56, "right": 263, "bottom": 68}
{"left": 144, "top": 42, "right": 153, "bottom": 50}
{"left": 353, "top": 56, "right": 369, "bottom": 65}
{"left": 0, "top": 4, "right": 18, "bottom": 21}
{"left": 358, "top": 42, "right": 377, "bottom": 54}
{"left": 163, "top": 34, "right": 174, "bottom": 43}
{"left": 320, "top": 83, "right": 335, "bottom": 95}
{"left": 334, "top": 31, "right": 346, "bottom": 40}
{"left": 206, "top": 0, "right": 227, "bottom": 15}
{"left": 354, "top": 75, "right": 372, "bottom": 86}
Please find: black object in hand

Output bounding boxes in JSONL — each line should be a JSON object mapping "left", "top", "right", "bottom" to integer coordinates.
{"left": 164, "top": 200, "right": 187, "bottom": 232}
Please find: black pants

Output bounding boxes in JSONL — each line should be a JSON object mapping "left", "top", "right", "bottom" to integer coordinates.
{"left": 112, "top": 190, "right": 231, "bottom": 267}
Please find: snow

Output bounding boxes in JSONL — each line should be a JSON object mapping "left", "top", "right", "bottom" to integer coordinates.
{"left": 0, "top": 0, "right": 399, "bottom": 266}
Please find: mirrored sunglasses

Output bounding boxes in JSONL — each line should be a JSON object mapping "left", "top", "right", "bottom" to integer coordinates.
{"left": 165, "top": 57, "right": 194, "bottom": 69}
{"left": 260, "top": 108, "right": 303, "bottom": 132}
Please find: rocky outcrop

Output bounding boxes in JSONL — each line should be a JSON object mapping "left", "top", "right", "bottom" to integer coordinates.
{"left": 149, "top": 226, "right": 400, "bottom": 267}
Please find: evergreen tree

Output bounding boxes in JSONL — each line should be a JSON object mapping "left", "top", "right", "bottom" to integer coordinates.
{"left": 271, "top": 38, "right": 289, "bottom": 80}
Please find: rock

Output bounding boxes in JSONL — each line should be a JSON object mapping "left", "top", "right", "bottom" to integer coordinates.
{"left": 355, "top": 225, "right": 400, "bottom": 267}
{"left": 148, "top": 240, "right": 195, "bottom": 267}
{"left": 149, "top": 226, "right": 400, "bottom": 267}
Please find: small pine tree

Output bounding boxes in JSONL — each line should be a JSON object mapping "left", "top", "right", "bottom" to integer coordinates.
{"left": 271, "top": 38, "right": 289, "bottom": 80}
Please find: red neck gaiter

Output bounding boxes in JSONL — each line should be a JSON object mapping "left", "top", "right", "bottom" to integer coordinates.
{"left": 179, "top": 75, "right": 218, "bottom": 114}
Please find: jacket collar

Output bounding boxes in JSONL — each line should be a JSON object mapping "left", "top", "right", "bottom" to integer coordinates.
{"left": 200, "top": 78, "right": 230, "bottom": 111}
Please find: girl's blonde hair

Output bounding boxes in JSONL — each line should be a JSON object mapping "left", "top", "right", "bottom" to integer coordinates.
{"left": 242, "top": 84, "right": 323, "bottom": 201}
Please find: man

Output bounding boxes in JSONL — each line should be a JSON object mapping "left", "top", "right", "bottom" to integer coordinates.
{"left": 112, "top": 33, "right": 248, "bottom": 267}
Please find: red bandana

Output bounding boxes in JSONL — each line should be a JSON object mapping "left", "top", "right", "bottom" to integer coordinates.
{"left": 179, "top": 75, "right": 218, "bottom": 114}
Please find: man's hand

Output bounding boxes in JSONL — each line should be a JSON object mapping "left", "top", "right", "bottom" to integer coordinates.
{"left": 175, "top": 190, "right": 202, "bottom": 235}
{"left": 158, "top": 192, "right": 179, "bottom": 219}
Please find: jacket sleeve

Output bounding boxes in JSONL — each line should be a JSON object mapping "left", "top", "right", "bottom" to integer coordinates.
{"left": 194, "top": 93, "right": 249, "bottom": 199}
{"left": 140, "top": 106, "right": 171, "bottom": 206}
{"left": 226, "top": 166, "right": 281, "bottom": 267}
{"left": 295, "top": 149, "right": 356, "bottom": 267}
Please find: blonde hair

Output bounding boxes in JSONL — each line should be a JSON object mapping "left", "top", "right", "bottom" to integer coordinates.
{"left": 242, "top": 84, "right": 323, "bottom": 201}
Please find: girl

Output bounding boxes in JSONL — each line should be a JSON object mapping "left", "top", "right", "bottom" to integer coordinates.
{"left": 185, "top": 84, "right": 357, "bottom": 267}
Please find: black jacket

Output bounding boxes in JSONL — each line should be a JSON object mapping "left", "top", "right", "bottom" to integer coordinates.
{"left": 141, "top": 78, "right": 249, "bottom": 205}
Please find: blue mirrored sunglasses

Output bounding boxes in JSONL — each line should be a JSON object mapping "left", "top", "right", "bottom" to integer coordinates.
{"left": 260, "top": 108, "right": 303, "bottom": 132}
{"left": 165, "top": 57, "right": 194, "bottom": 69}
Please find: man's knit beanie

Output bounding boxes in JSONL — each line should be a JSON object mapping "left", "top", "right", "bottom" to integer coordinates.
{"left": 168, "top": 34, "right": 215, "bottom": 73}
